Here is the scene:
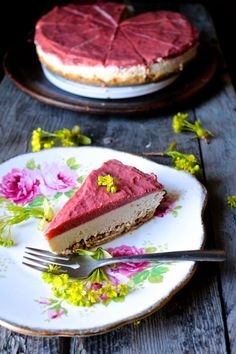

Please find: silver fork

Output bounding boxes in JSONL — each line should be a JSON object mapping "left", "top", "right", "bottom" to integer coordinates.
{"left": 22, "top": 247, "right": 226, "bottom": 279}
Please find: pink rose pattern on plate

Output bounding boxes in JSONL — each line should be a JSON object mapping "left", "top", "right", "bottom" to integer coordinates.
{"left": 0, "top": 168, "right": 41, "bottom": 204}
{"left": 36, "top": 298, "right": 67, "bottom": 321}
{"left": 0, "top": 160, "right": 78, "bottom": 203}
{"left": 107, "top": 245, "right": 149, "bottom": 276}
{"left": 39, "top": 162, "right": 77, "bottom": 196}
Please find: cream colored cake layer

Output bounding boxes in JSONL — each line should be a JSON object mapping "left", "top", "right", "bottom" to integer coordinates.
{"left": 36, "top": 44, "right": 198, "bottom": 86}
{"left": 48, "top": 191, "right": 164, "bottom": 254}
{"left": 149, "top": 45, "right": 198, "bottom": 80}
{"left": 36, "top": 44, "right": 147, "bottom": 86}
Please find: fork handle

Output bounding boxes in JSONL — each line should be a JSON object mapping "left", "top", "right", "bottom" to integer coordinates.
{"left": 97, "top": 250, "right": 226, "bottom": 267}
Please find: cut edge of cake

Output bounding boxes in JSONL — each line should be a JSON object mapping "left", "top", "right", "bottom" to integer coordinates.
{"left": 48, "top": 190, "right": 165, "bottom": 254}
{"left": 35, "top": 43, "right": 198, "bottom": 86}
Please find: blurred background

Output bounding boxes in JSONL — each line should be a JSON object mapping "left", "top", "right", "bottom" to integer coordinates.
{"left": 1, "top": 0, "right": 235, "bottom": 86}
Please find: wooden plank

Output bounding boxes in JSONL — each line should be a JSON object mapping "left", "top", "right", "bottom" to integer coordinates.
{"left": 189, "top": 5, "right": 236, "bottom": 353}
{"left": 183, "top": 3, "right": 236, "bottom": 352}
{"left": 0, "top": 327, "right": 71, "bottom": 354}
{"left": 0, "top": 3, "right": 232, "bottom": 353}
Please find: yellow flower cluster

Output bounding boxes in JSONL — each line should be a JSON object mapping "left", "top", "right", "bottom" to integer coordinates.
{"left": 42, "top": 249, "right": 132, "bottom": 307}
{"left": 42, "top": 270, "right": 131, "bottom": 307}
{"left": 164, "top": 142, "right": 201, "bottom": 176}
{"left": 97, "top": 175, "right": 118, "bottom": 193}
{"left": 172, "top": 112, "right": 213, "bottom": 142}
{"left": 227, "top": 196, "right": 236, "bottom": 208}
{"left": 31, "top": 125, "right": 91, "bottom": 152}
{"left": 172, "top": 112, "right": 189, "bottom": 133}
{"left": 174, "top": 154, "right": 200, "bottom": 175}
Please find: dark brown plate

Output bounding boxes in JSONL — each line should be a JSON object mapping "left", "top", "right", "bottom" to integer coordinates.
{"left": 3, "top": 41, "right": 219, "bottom": 115}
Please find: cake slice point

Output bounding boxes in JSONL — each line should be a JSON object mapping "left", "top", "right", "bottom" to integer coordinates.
{"left": 45, "top": 159, "right": 165, "bottom": 254}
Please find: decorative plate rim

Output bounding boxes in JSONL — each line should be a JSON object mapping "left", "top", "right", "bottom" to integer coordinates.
{"left": 0, "top": 146, "right": 207, "bottom": 336}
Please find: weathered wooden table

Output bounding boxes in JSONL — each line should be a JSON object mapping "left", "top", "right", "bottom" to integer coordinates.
{"left": 0, "top": 3, "right": 236, "bottom": 353}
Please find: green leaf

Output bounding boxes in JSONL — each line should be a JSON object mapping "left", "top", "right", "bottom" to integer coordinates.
{"left": 64, "top": 190, "right": 76, "bottom": 198}
{"left": 28, "top": 196, "right": 45, "bottom": 207}
{"left": 26, "top": 159, "right": 36, "bottom": 170}
{"left": 133, "top": 270, "right": 149, "bottom": 284}
{"left": 70, "top": 164, "right": 80, "bottom": 170}
{"left": 62, "top": 307, "right": 68, "bottom": 315}
{"left": 66, "top": 157, "right": 76, "bottom": 167}
{"left": 0, "top": 196, "right": 12, "bottom": 206}
{"left": 144, "top": 246, "right": 157, "bottom": 253}
{"left": 113, "top": 296, "right": 125, "bottom": 303}
{"left": 53, "top": 304, "right": 61, "bottom": 311}
{"left": 150, "top": 266, "right": 169, "bottom": 277}
{"left": 49, "top": 299, "right": 59, "bottom": 305}
{"left": 148, "top": 274, "right": 164, "bottom": 283}
{"left": 66, "top": 157, "right": 80, "bottom": 170}
{"left": 77, "top": 175, "right": 87, "bottom": 184}
{"left": 54, "top": 192, "right": 63, "bottom": 200}
{"left": 78, "top": 135, "right": 91, "bottom": 145}
{"left": 102, "top": 299, "right": 111, "bottom": 306}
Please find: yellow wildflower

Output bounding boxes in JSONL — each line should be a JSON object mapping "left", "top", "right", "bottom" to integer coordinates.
{"left": 227, "top": 196, "right": 236, "bottom": 208}
{"left": 31, "top": 125, "right": 91, "bottom": 152}
{"left": 172, "top": 112, "right": 213, "bottom": 142}
{"left": 164, "top": 142, "right": 201, "bottom": 176}
{"left": 31, "top": 128, "right": 42, "bottom": 152}
{"left": 97, "top": 175, "right": 118, "bottom": 193}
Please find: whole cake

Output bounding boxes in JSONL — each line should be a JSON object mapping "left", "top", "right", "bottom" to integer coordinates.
{"left": 45, "top": 159, "right": 165, "bottom": 254}
{"left": 35, "top": 1, "right": 199, "bottom": 86}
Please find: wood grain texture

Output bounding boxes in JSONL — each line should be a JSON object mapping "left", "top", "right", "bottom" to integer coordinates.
{"left": 0, "top": 76, "right": 228, "bottom": 353}
{"left": 0, "top": 327, "right": 71, "bottom": 354}
{"left": 185, "top": 4, "right": 236, "bottom": 353}
{"left": 0, "top": 2, "right": 234, "bottom": 353}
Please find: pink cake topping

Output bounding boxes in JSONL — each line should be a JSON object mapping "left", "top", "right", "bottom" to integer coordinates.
{"left": 45, "top": 159, "right": 164, "bottom": 239}
{"left": 35, "top": 2, "right": 199, "bottom": 67}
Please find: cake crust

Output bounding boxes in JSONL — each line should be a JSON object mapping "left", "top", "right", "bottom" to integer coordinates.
{"left": 60, "top": 209, "right": 154, "bottom": 255}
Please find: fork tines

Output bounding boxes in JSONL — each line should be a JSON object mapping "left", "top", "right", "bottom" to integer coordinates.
{"left": 26, "top": 247, "right": 68, "bottom": 259}
{"left": 23, "top": 247, "right": 71, "bottom": 274}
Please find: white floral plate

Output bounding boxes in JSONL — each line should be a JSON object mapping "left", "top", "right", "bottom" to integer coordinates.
{"left": 0, "top": 147, "right": 206, "bottom": 336}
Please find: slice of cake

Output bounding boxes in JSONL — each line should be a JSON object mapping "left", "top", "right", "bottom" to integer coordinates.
{"left": 45, "top": 159, "right": 165, "bottom": 254}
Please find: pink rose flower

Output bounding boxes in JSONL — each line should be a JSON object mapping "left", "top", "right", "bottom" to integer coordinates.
{"left": 0, "top": 168, "right": 40, "bottom": 204}
{"left": 38, "top": 299, "right": 50, "bottom": 305}
{"left": 48, "top": 309, "right": 64, "bottom": 319}
{"left": 40, "top": 163, "right": 77, "bottom": 196}
{"left": 92, "top": 282, "right": 102, "bottom": 290}
{"left": 100, "top": 295, "right": 109, "bottom": 301}
{"left": 107, "top": 245, "right": 149, "bottom": 277}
